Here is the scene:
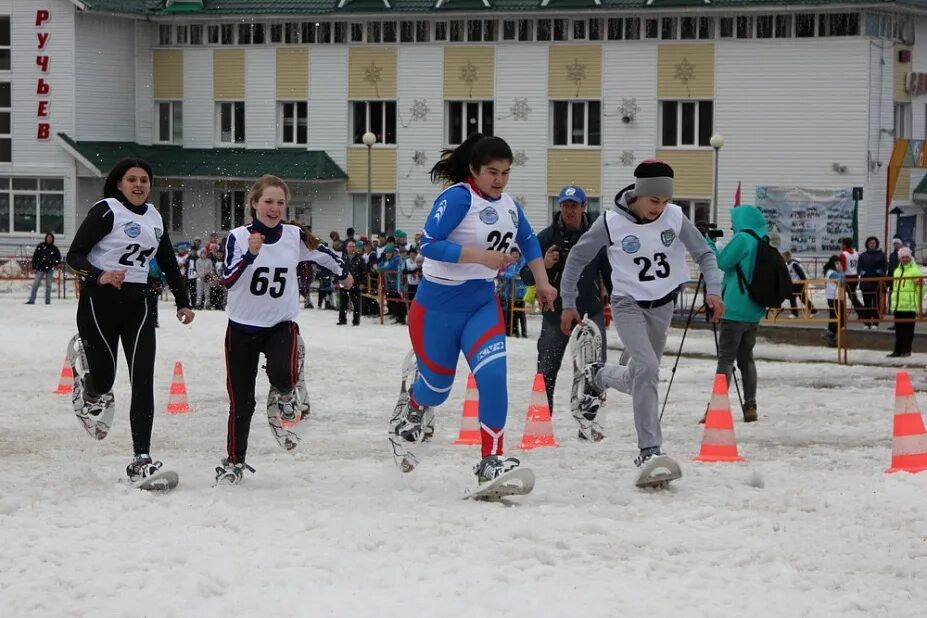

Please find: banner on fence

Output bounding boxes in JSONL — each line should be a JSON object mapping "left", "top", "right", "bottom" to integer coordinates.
{"left": 754, "top": 186, "right": 855, "bottom": 254}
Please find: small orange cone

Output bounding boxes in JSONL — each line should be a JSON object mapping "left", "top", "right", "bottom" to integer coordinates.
{"left": 518, "top": 373, "right": 559, "bottom": 450}
{"left": 165, "top": 361, "right": 192, "bottom": 414}
{"left": 693, "top": 374, "right": 745, "bottom": 462}
{"left": 54, "top": 356, "right": 73, "bottom": 394}
{"left": 886, "top": 371, "right": 927, "bottom": 474}
{"left": 452, "top": 373, "right": 481, "bottom": 445}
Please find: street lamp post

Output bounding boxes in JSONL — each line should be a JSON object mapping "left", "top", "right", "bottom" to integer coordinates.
{"left": 362, "top": 131, "right": 377, "bottom": 233}
{"left": 709, "top": 133, "right": 725, "bottom": 225}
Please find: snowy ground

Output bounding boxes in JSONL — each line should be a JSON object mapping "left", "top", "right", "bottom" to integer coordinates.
{"left": 1, "top": 293, "right": 926, "bottom": 617}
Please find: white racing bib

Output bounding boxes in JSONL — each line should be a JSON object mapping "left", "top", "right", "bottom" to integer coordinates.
{"left": 87, "top": 198, "right": 164, "bottom": 284}
{"left": 604, "top": 204, "right": 690, "bottom": 301}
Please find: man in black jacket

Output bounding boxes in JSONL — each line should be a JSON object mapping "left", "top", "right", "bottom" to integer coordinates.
{"left": 521, "top": 185, "right": 611, "bottom": 422}
{"left": 27, "top": 232, "right": 61, "bottom": 304}
{"left": 338, "top": 240, "right": 368, "bottom": 326}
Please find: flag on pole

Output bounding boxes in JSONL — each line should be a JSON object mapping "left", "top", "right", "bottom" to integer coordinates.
{"left": 733, "top": 181, "right": 742, "bottom": 207}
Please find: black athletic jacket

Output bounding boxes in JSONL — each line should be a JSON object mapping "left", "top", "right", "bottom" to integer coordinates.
{"left": 67, "top": 194, "right": 190, "bottom": 310}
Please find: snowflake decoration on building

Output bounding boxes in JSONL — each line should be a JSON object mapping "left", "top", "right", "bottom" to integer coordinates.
{"left": 459, "top": 61, "right": 479, "bottom": 85}
{"left": 618, "top": 98, "right": 640, "bottom": 122}
{"left": 409, "top": 99, "right": 430, "bottom": 122}
{"left": 412, "top": 150, "right": 427, "bottom": 166}
{"left": 413, "top": 194, "right": 426, "bottom": 210}
{"left": 363, "top": 63, "right": 382, "bottom": 86}
{"left": 566, "top": 59, "right": 586, "bottom": 87}
{"left": 674, "top": 58, "right": 695, "bottom": 85}
{"left": 619, "top": 150, "right": 635, "bottom": 167}
{"left": 515, "top": 195, "right": 527, "bottom": 208}
{"left": 512, "top": 151, "right": 528, "bottom": 167}
{"left": 510, "top": 97, "right": 531, "bottom": 121}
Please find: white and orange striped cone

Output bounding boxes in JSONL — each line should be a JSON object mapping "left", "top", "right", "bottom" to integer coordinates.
{"left": 54, "top": 355, "right": 73, "bottom": 394}
{"left": 165, "top": 361, "right": 192, "bottom": 414}
{"left": 518, "top": 373, "right": 559, "bottom": 450}
{"left": 453, "top": 373, "right": 481, "bottom": 445}
{"left": 886, "top": 371, "right": 927, "bottom": 474}
{"left": 693, "top": 373, "right": 745, "bottom": 462}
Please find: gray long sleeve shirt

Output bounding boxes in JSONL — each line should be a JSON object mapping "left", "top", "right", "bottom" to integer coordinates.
{"left": 560, "top": 199, "right": 722, "bottom": 309}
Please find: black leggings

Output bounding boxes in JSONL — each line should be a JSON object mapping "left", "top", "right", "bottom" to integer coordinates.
{"left": 77, "top": 293, "right": 156, "bottom": 455}
{"left": 224, "top": 321, "right": 300, "bottom": 464}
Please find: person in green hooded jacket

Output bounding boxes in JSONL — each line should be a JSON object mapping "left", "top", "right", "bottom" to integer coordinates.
{"left": 709, "top": 205, "right": 768, "bottom": 422}
{"left": 888, "top": 247, "right": 923, "bottom": 357}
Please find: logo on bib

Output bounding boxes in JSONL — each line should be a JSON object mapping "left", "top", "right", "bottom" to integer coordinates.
{"left": 479, "top": 206, "right": 499, "bottom": 225}
{"left": 124, "top": 222, "right": 142, "bottom": 239}
{"left": 509, "top": 209, "right": 518, "bottom": 228}
{"left": 621, "top": 235, "right": 641, "bottom": 254}
{"left": 154, "top": 227, "right": 162, "bottom": 242}
{"left": 660, "top": 229, "right": 676, "bottom": 247}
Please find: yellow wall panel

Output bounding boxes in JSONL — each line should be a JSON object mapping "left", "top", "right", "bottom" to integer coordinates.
{"left": 895, "top": 44, "right": 912, "bottom": 102}
{"left": 349, "top": 48, "right": 396, "bottom": 99}
{"left": 444, "top": 47, "right": 494, "bottom": 99}
{"left": 346, "top": 147, "right": 397, "bottom": 192}
{"left": 546, "top": 150, "right": 601, "bottom": 196}
{"left": 276, "top": 48, "right": 309, "bottom": 99}
{"left": 657, "top": 43, "right": 714, "bottom": 99}
{"left": 894, "top": 168, "right": 911, "bottom": 201}
{"left": 548, "top": 46, "right": 601, "bottom": 99}
{"left": 655, "top": 149, "right": 713, "bottom": 196}
{"left": 214, "top": 49, "right": 245, "bottom": 100}
{"left": 153, "top": 50, "right": 183, "bottom": 100}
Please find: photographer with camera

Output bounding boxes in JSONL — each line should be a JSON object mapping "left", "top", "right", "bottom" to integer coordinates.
{"left": 708, "top": 204, "right": 769, "bottom": 423}
{"left": 520, "top": 185, "right": 611, "bottom": 426}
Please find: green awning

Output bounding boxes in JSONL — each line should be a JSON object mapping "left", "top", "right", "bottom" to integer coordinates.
{"left": 58, "top": 133, "right": 347, "bottom": 182}
{"left": 163, "top": 0, "right": 205, "bottom": 13}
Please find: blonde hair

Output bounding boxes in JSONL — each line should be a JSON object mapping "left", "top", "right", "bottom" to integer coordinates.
{"left": 285, "top": 219, "right": 321, "bottom": 250}
{"left": 248, "top": 175, "right": 290, "bottom": 218}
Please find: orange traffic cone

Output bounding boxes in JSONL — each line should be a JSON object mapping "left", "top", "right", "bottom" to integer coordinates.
{"left": 518, "top": 373, "right": 558, "bottom": 450}
{"left": 452, "top": 373, "right": 481, "bottom": 445}
{"left": 54, "top": 356, "right": 73, "bottom": 394}
{"left": 886, "top": 371, "right": 927, "bottom": 474}
{"left": 165, "top": 361, "right": 192, "bottom": 414}
{"left": 693, "top": 373, "right": 744, "bottom": 462}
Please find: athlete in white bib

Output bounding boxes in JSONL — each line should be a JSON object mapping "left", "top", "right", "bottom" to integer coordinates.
{"left": 66, "top": 158, "right": 195, "bottom": 484}
{"left": 560, "top": 160, "right": 724, "bottom": 476}
{"left": 217, "top": 175, "right": 352, "bottom": 484}
{"left": 840, "top": 238, "right": 864, "bottom": 312}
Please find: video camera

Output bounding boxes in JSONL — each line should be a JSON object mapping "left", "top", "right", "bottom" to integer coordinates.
{"left": 695, "top": 220, "right": 723, "bottom": 240}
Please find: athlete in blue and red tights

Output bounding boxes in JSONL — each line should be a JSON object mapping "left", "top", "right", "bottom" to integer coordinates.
{"left": 391, "top": 134, "right": 557, "bottom": 483}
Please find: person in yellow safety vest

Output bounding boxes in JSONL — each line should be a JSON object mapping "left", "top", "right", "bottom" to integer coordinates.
{"left": 888, "top": 247, "right": 924, "bottom": 358}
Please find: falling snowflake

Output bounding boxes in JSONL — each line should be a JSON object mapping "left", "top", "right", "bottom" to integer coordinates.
{"left": 363, "top": 63, "right": 382, "bottom": 86}
{"left": 412, "top": 150, "right": 427, "bottom": 166}
{"left": 620, "top": 150, "right": 635, "bottom": 167}
{"left": 459, "top": 61, "right": 479, "bottom": 85}
{"left": 674, "top": 58, "right": 695, "bottom": 84}
{"left": 513, "top": 151, "right": 528, "bottom": 167}
{"left": 618, "top": 98, "right": 640, "bottom": 121}
{"left": 566, "top": 59, "right": 586, "bottom": 86}
{"left": 510, "top": 97, "right": 531, "bottom": 121}
{"left": 409, "top": 99, "right": 430, "bottom": 122}
{"left": 515, "top": 195, "right": 527, "bottom": 208}
{"left": 413, "top": 194, "right": 426, "bottom": 210}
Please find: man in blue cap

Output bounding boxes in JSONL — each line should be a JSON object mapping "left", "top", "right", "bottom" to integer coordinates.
{"left": 521, "top": 184, "right": 611, "bottom": 438}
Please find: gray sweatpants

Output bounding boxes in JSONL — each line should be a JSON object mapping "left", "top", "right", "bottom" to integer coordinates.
{"left": 715, "top": 319, "right": 757, "bottom": 407}
{"left": 596, "top": 296, "right": 674, "bottom": 451}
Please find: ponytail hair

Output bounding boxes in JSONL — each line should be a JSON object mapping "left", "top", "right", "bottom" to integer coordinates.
{"left": 247, "top": 175, "right": 290, "bottom": 219}
{"left": 429, "top": 133, "right": 514, "bottom": 185}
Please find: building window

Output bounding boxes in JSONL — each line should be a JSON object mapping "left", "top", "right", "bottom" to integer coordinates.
{"left": 217, "top": 102, "right": 246, "bottom": 144}
{"left": 549, "top": 196, "right": 601, "bottom": 224}
{"left": 645, "top": 18, "right": 658, "bottom": 39}
{"left": 449, "top": 20, "right": 464, "bottom": 42}
{"left": 238, "top": 23, "right": 265, "bottom": 45}
{"left": 674, "top": 199, "right": 711, "bottom": 224}
{"left": 0, "top": 17, "right": 8, "bottom": 70}
{"left": 351, "top": 23, "right": 364, "bottom": 42}
{"left": 220, "top": 189, "right": 247, "bottom": 230}
{"left": 736, "top": 16, "right": 754, "bottom": 38}
{"left": 0, "top": 177, "right": 65, "bottom": 234}
{"left": 159, "top": 24, "right": 172, "bottom": 46}
{"left": 757, "top": 15, "right": 774, "bottom": 39}
{"left": 518, "top": 19, "right": 533, "bottom": 41}
{"left": 435, "top": 21, "right": 447, "bottom": 41}
{"left": 895, "top": 102, "right": 912, "bottom": 139}
{"left": 680, "top": 17, "right": 698, "bottom": 40}
{"left": 400, "top": 20, "right": 431, "bottom": 43}
{"left": 175, "top": 25, "right": 189, "bottom": 45}
{"left": 537, "top": 18, "right": 568, "bottom": 41}
{"left": 190, "top": 24, "right": 203, "bottom": 45}
{"left": 221, "top": 24, "right": 235, "bottom": 45}
{"left": 207, "top": 25, "right": 220, "bottom": 44}
{"left": 159, "top": 189, "right": 183, "bottom": 233}
{"left": 279, "top": 101, "right": 308, "bottom": 145}
{"left": 503, "top": 20, "right": 516, "bottom": 40}
{"left": 156, "top": 101, "right": 183, "bottom": 144}
{"left": 447, "top": 101, "right": 494, "bottom": 145}
{"left": 0, "top": 82, "right": 10, "bottom": 162}
{"left": 661, "top": 17, "right": 677, "bottom": 39}
{"left": 660, "top": 100, "right": 713, "bottom": 147}
{"left": 370, "top": 193, "right": 396, "bottom": 235}
{"left": 719, "top": 17, "right": 733, "bottom": 38}
{"left": 552, "top": 101, "right": 601, "bottom": 147}
{"left": 775, "top": 15, "right": 793, "bottom": 37}
{"left": 698, "top": 17, "right": 715, "bottom": 39}
{"left": 352, "top": 101, "right": 396, "bottom": 145}
{"left": 819, "top": 13, "right": 860, "bottom": 37}
{"left": 796, "top": 14, "right": 816, "bottom": 37}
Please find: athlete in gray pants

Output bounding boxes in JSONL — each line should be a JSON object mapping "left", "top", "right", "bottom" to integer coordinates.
{"left": 559, "top": 161, "right": 724, "bottom": 467}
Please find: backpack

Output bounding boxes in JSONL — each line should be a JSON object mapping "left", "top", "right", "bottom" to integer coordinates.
{"left": 734, "top": 229, "right": 793, "bottom": 307}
